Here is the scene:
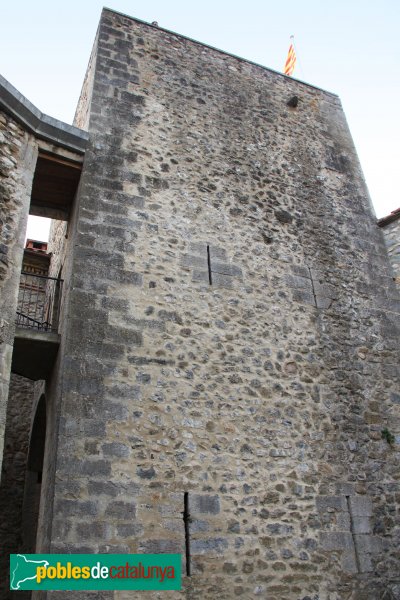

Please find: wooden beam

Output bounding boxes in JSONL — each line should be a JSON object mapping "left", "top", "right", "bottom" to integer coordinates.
{"left": 29, "top": 153, "right": 82, "bottom": 220}
{"left": 38, "top": 150, "right": 83, "bottom": 170}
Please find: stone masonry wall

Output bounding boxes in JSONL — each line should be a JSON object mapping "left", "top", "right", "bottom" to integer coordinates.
{"left": 0, "top": 110, "right": 37, "bottom": 476}
{"left": 48, "top": 220, "right": 68, "bottom": 278}
{"left": 380, "top": 215, "right": 400, "bottom": 287}
{"left": 47, "top": 219, "right": 68, "bottom": 326}
{"left": 45, "top": 10, "right": 400, "bottom": 600}
{"left": 0, "top": 374, "right": 34, "bottom": 599}
{"left": 74, "top": 26, "right": 99, "bottom": 131}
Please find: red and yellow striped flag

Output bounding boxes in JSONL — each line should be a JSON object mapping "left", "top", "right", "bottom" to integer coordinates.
{"left": 284, "top": 41, "right": 296, "bottom": 76}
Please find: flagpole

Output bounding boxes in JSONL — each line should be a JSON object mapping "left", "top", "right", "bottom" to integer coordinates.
{"left": 283, "top": 36, "right": 297, "bottom": 76}
{"left": 289, "top": 35, "right": 305, "bottom": 80}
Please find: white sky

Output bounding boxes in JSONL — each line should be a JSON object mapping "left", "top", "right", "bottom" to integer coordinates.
{"left": 1, "top": 1, "right": 399, "bottom": 241}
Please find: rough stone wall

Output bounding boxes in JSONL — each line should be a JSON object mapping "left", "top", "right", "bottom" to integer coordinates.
{"left": 0, "top": 111, "right": 37, "bottom": 476}
{"left": 380, "top": 216, "right": 400, "bottom": 287}
{"left": 0, "top": 374, "right": 34, "bottom": 599}
{"left": 48, "top": 220, "right": 68, "bottom": 278}
{"left": 44, "top": 9, "right": 400, "bottom": 600}
{"left": 34, "top": 155, "right": 86, "bottom": 560}
{"left": 74, "top": 26, "right": 99, "bottom": 131}
{"left": 47, "top": 219, "right": 68, "bottom": 328}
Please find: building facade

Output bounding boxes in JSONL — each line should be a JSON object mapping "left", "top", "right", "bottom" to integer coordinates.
{"left": 379, "top": 209, "right": 400, "bottom": 288}
{"left": 0, "top": 8, "right": 399, "bottom": 600}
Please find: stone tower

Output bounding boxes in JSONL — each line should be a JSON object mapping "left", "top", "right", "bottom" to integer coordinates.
{"left": 0, "top": 8, "right": 399, "bottom": 600}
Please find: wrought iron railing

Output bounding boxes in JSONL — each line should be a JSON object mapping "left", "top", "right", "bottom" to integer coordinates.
{"left": 16, "top": 272, "right": 63, "bottom": 332}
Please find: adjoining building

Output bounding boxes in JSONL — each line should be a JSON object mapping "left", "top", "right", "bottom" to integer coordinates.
{"left": 378, "top": 208, "right": 400, "bottom": 287}
{"left": 0, "top": 8, "right": 399, "bottom": 599}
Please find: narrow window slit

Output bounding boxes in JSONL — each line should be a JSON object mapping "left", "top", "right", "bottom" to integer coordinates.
{"left": 207, "top": 245, "right": 212, "bottom": 285}
{"left": 183, "top": 492, "right": 191, "bottom": 576}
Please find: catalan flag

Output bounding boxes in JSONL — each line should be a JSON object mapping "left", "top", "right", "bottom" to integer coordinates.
{"left": 284, "top": 40, "right": 296, "bottom": 76}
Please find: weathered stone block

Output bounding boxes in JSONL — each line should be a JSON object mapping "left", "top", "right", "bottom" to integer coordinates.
{"left": 116, "top": 523, "right": 144, "bottom": 537}
{"left": 106, "top": 383, "right": 140, "bottom": 400}
{"left": 266, "top": 523, "right": 293, "bottom": 536}
{"left": 315, "top": 295, "right": 333, "bottom": 309}
{"left": 352, "top": 516, "right": 372, "bottom": 534}
{"left": 189, "top": 241, "right": 207, "bottom": 255}
{"left": 211, "top": 262, "right": 243, "bottom": 277}
{"left": 101, "top": 442, "right": 131, "bottom": 457}
{"left": 290, "top": 264, "right": 310, "bottom": 278}
{"left": 292, "top": 289, "right": 315, "bottom": 306}
{"left": 136, "top": 466, "right": 156, "bottom": 479}
{"left": 157, "top": 310, "right": 183, "bottom": 325}
{"left": 58, "top": 458, "right": 111, "bottom": 477}
{"left": 316, "top": 495, "right": 347, "bottom": 512}
{"left": 275, "top": 209, "right": 293, "bottom": 224}
{"left": 139, "top": 539, "right": 182, "bottom": 553}
{"left": 390, "top": 391, "right": 400, "bottom": 404}
{"left": 358, "top": 551, "right": 373, "bottom": 573}
{"left": 212, "top": 272, "right": 235, "bottom": 289}
{"left": 75, "top": 521, "right": 110, "bottom": 540}
{"left": 335, "top": 482, "right": 356, "bottom": 496}
{"left": 106, "top": 326, "right": 142, "bottom": 346}
{"left": 341, "top": 549, "right": 358, "bottom": 574}
{"left": 320, "top": 531, "right": 354, "bottom": 551}
{"left": 181, "top": 254, "right": 207, "bottom": 269}
{"left": 285, "top": 274, "right": 312, "bottom": 290}
{"left": 191, "top": 537, "right": 228, "bottom": 555}
{"left": 88, "top": 480, "right": 120, "bottom": 497}
{"left": 190, "top": 494, "right": 220, "bottom": 515}
{"left": 353, "top": 534, "right": 382, "bottom": 553}
{"left": 192, "top": 269, "right": 209, "bottom": 283}
{"left": 209, "top": 246, "right": 228, "bottom": 261}
{"left": 55, "top": 499, "right": 98, "bottom": 517}
{"left": 105, "top": 501, "right": 136, "bottom": 519}
{"left": 190, "top": 519, "right": 210, "bottom": 532}
{"left": 337, "top": 512, "right": 351, "bottom": 530}
{"left": 348, "top": 496, "right": 373, "bottom": 517}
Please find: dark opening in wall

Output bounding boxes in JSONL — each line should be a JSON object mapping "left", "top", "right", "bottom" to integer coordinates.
{"left": 30, "top": 151, "right": 82, "bottom": 221}
{"left": 183, "top": 492, "right": 191, "bottom": 576}
{"left": 21, "top": 395, "right": 46, "bottom": 553}
{"left": 207, "top": 245, "right": 212, "bottom": 285}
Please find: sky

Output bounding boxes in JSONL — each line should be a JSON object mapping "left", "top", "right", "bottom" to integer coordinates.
{"left": 1, "top": 0, "right": 399, "bottom": 241}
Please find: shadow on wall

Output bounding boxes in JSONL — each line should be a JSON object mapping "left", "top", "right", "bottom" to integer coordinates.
{"left": 0, "top": 387, "right": 46, "bottom": 600}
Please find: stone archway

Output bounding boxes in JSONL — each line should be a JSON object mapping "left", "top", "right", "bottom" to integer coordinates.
{"left": 21, "top": 395, "right": 46, "bottom": 553}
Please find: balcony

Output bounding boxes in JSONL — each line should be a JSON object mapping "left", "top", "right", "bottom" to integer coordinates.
{"left": 16, "top": 272, "right": 62, "bottom": 332}
{"left": 12, "top": 273, "right": 63, "bottom": 380}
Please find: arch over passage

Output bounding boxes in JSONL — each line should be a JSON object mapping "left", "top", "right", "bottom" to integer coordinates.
{"left": 22, "top": 395, "right": 46, "bottom": 553}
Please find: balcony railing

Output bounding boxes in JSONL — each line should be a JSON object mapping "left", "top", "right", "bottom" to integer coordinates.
{"left": 16, "top": 272, "right": 63, "bottom": 332}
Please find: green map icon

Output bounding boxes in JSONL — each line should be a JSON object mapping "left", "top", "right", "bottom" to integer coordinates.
{"left": 9, "top": 553, "right": 182, "bottom": 590}
{"left": 10, "top": 554, "right": 49, "bottom": 590}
